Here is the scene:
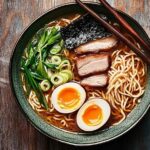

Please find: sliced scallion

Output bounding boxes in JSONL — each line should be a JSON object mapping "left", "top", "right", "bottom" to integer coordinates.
{"left": 40, "top": 80, "right": 51, "bottom": 92}
{"left": 51, "top": 55, "right": 61, "bottom": 65}
{"left": 59, "top": 72, "right": 69, "bottom": 83}
{"left": 50, "top": 44, "right": 62, "bottom": 54}
{"left": 57, "top": 60, "right": 71, "bottom": 70}
{"left": 51, "top": 74, "right": 64, "bottom": 86}
{"left": 60, "top": 70, "right": 73, "bottom": 80}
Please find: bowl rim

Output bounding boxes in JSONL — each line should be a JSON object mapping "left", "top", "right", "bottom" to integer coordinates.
{"left": 9, "top": 1, "right": 150, "bottom": 146}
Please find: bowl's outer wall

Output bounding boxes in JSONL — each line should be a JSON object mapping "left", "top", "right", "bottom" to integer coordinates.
{"left": 10, "top": 2, "right": 150, "bottom": 146}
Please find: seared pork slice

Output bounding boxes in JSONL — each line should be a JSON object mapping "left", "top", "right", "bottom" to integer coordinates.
{"left": 81, "top": 74, "right": 108, "bottom": 87}
{"left": 75, "top": 36, "right": 117, "bottom": 54}
{"left": 76, "top": 54, "right": 110, "bottom": 77}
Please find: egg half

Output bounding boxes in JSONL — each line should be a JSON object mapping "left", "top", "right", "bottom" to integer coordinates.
{"left": 77, "top": 98, "right": 111, "bottom": 131}
{"left": 51, "top": 82, "right": 86, "bottom": 113}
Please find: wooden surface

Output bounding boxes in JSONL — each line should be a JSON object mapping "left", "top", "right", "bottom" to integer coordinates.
{"left": 0, "top": 0, "right": 150, "bottom": 150}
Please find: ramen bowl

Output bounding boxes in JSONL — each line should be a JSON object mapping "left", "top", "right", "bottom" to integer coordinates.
{"left": 10, "top": 2, "right": 150, "bottom": 146}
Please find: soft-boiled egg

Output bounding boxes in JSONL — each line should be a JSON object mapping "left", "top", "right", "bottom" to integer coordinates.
{"left": 77, "top": 98, "right": 111, "bottom": 131}
{"left": 51, "top": 82, "right": 86, "bottom": 113}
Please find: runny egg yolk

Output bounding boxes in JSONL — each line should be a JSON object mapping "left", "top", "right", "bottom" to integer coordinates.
{"left": 82, "top": 104, "right": 103, "bottom": 126}
{"left": 58, "top": 87, "right": 80, "bottom": 109}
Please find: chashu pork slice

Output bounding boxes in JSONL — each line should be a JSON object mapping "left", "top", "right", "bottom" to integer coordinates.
{"left": 76, "top": 54, "right": 110, "bottom": 77}
{"left": 75, "top": 36, "right": 117, "bottom": 54}
{"left": 81, "top": 74, "right": 108, "bottom": 87}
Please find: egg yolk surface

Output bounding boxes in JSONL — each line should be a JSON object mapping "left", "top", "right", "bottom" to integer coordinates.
{"left": 82, "top": 104, "right": 103, "bottom": 126}
{"left": 58, "top": 87, "right": 80, "bottom": 109}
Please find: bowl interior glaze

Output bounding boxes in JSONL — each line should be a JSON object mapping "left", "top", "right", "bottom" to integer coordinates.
{"left": 10, "top": 2, "right": 150, "bottom": 146}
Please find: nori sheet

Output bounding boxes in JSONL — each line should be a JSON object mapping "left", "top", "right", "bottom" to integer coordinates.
{"left": 60, "top": 14, "right": 112, "bottom": 50}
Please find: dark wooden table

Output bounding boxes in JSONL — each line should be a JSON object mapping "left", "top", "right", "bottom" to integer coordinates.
{"left": 0, "top": 0, "right": 150, "bottom": 149}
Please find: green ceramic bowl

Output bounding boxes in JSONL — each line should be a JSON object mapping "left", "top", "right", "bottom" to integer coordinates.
{"left": 10, "top": 2, "right": 150, "bottom": 146}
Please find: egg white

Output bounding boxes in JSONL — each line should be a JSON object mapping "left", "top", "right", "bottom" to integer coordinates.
{"left": 51, "top": 82, "right": 86, "bottom": 114}
{"left": 77, "top": 98, "right": 111, "bottom": 131}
